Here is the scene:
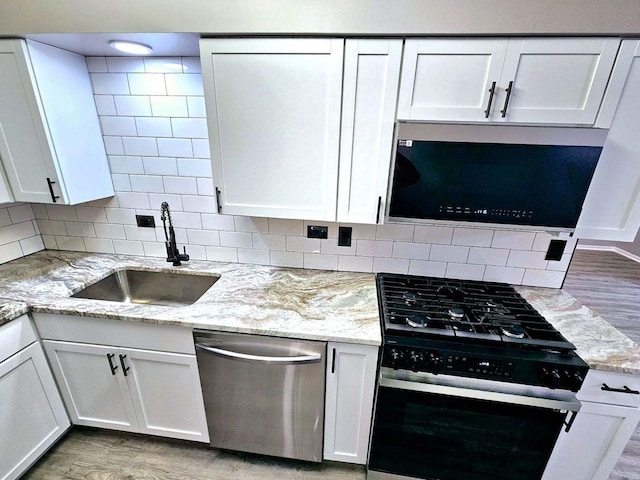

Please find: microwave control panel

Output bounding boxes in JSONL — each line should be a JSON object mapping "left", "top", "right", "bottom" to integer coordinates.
{"left": 438, "top": 206, "right": 534, "bottom": 221}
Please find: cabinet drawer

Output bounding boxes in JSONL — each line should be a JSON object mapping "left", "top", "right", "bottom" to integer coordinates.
{"left": 32, "top": 313, "right": 194, "bottom": 354}
{"left": 578, "top": 370, "right": 640, "bottom": 408}
{"left": 0, "top": 314, "right": 37, "bottom": 363}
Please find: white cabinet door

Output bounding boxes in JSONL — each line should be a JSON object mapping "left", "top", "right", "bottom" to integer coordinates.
{"left": 498, "top": 38, "right": 619, "bottom": 124}
{"left": 43, "top": 340, "right": 140, "bottom": 433}
{"left": 0, "top": 166, "right": 13, "bottom": 204}
{"left": 576, "top": 40, "right": 640, "bottom": 241}
{"left": 124, "top": 347, "right": 209, "bottom": 443}
{"left": 337, "top": 39, "right": 402, "bottom": 224}
{"left": 0, "top": 342, "right": 70, "bottom": 480}
{"left": 324, "top": 342, "right": 378, "bottom": 464}
{"left": 201, "top": 38, "right": 343, "bottom": 221}
{"left": 0, "top": 39, "right": 113, "bottom": 205}
{"left": 543, "top": 401, "right": 640, "bottom": 480}
{"left": 397, "top": 39, "right": 508, "bottom": 122}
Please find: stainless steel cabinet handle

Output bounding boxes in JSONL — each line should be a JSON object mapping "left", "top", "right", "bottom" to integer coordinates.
{"left": 119, "top": 354, "right": 130, "bottom": 377}
{"left": 106, "top": 353, "right": 118, "bottom": 375}
{"left": 196, "top": 343, "right": 322, "bottom": 365}
{"left": 601, "top": 383, "right": 640, "bottom": 395}
{"left": 484, "top": 81, "right": 497, "bottom": 118}
{"left": 500, "top": 80, "right": 514, "bottom": 118}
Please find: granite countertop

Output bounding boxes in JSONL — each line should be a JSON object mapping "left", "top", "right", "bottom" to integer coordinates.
{"left": 1, "top": 250, "right": 639, "bottom": 375}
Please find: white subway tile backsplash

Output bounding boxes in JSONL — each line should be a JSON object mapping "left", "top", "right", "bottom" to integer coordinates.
{"left": 507, "top": 250, "right": 548, "bottom": 269}
{"left": 347, "top": 223, "right": 377, "bottom": 240}
{"left": 84, "top": 238, "right": 115, "bottom": 253}
{"left": 304, "top": 253, "right": 338, "bottom": 271}
{"left": 0, "top": 242, "right": 24, "bottom": 263}
{"left": 177, "top": 159, "right": 212, "bottom": 177}
{"left": 149, "top": 193, "right": 183, "bottom": 211}
{"left": 429, "top": 244, "right": 469, "bottom": 263}
{"left": 234, "top": 216, "right": 269, "bottom": 233}
{"left": 452, "top": 228, "right": 494, "bottom": 247}
{"left": 172, "top": 118, "right": 208, "bottom": 138}
{"left": 414, "top": 225, "right": 453, "bottom": 245}
{"left": 446, "top": 263, "right": 485, "bottom": 281}
{"left": 192, "top": 139, "right": 211, "bottom": 158}
{"left": 166, "top": 74, "right": 204, "bottom": 95}
{"left": 122, "top": 137, "right": 158, "bottom": 156}
{"left": 252, "top": 233, "right": 286, "bottom": 251}
{"left": 467, "top": 247, "right": 509, "bottom": 266}
{"left": 220, "top": 231, "right": 252, "bottom": 249}
{"left": 8, "top": 205, "right": 34, "bottom": 223}
{"left": 55, "top": 236, "right": 86, "bottom": 251}
{"left": 483, "top": 266, "right": 525, "bottom": 284}
{"left": 163, "top": 176, "right": 198, "bottom": 195}
{"left": 90, "top": 73, "right": 129, "bottom": 94}
{"left": 142, "top": 157, "right": 178, "bottom": 176}
{"left": 150, "top": 96, "right": 189, "bottom": 117}
{"left": 139, "top": 241, "right": 164, "bottom": 257}
{"left": 93, "top": 223, "right": 126, "bottom": 239}
{"left": 375, "top": 224, "right": 414, "bottom": 241}
{"left": 114, "top": 95, "right": 151, "bottom": 116}
{"left": 269, "top": 219, "right": 304, "bottom": 236}
{"left": 143, "top": 57, "right": 183, "bottom": 73}
{"left": 0, "top": 210, "right": 10, "bottom": 228}
{"left": 408, "top": 260, "right": 447, "bottom": 277}
{"left": 338, "top": 255, "right": 373, "bottom": 273}
{"left": 492, "top": 231, "right": 536, "bottom": 250}
{"left": 187, "top": 96, "right": 206, "bottom": 117}
{"left": 522, "top": 269, "right": 565, "bottom": 288}
{"left": 158, "top": 138, "right": 193, "bottom": 157}
{"left": 46, "top": 205, "right": 77, "bottom": 222}
{"left": 197, "top": 178, "right": 215, "bottom": 196}
{"left": 108, "top": 155, "right": 144, "bottom": 174}
{"left": 270, "top": 251, "right": 303, "bottom": 268}
{"left": 127, "top": 73, "right": 166, "bottom": 95}
{"left": 129, "top": 175, "right": 164, "bottom": 194}
{"left": 171, "top": 212, "right": 202, "bottom": 229}
{"left": 187, "top": 244, "right": 207, "bottom": 260}
{"left": 103, "top": 136, "right": 124, "bottom": 155}
{"left": 202, "top": 214, "right": 236, "bottom": 231}
{"left": 320, "top": 238, "right": 356, "bottom": 256}
{"left": 30, "top": 204, "right": 48, "bottom": 220}
{"left": 546, "top": 253, "right": 573, "bottom": 272}
{"left": 37, "top": 220, "right": 67, "bottom": 236}
{"left": 111, "top": 174, "right": 131, "bottom": 191}
{"left": 392, "top": 242, "right": 430, "bottom": 260}
{"left": 287, "top": 236, "right": 321, "bottom": 253}
{"left": 65, "top": 221, "right": 96, "bottom": 238}
{"left": 182, "top": 58, "right": 202, "bottom": 74}
{"left": 373, "top": 257, "right": 410, "bottom": 274}
{"left": 532, "top": 232, "right": 554, "bottom": 252}
{"left": 113, "top": 239, "right": 144, "bottom": 256}
{"left": 135, "top": 117, "right": 172, "bottom": 137}
{"left": 182, "top": 195, "right": 215, "bottom": 213}
{"left": 75, "top": 207, "right": 108, "bottom": 224}
{"left": 186, "top": 229, "right": 220, "bottom": 246}
{"left": 105, "top": 208, "right": 137, "bottom": 225}
{"left": 106, "top": 57, "right": 145, "bottom": 73}
{"left": 238, "top": 248, "right": 270, "bottom": 266}
{"left": 356, "top": 239, "right": 393, "bottom": 258}
{"left": 206, "top": 246, "right": 238, "bottom": 263}
{"left": 116, "top": 192, "right": 151, "bottom": 209}
{"left": 20, "top": 235, "right": 44, "bottom": 256}
{"left": 94, "top": 95, "right": 116, "bottom": 115}
{"left": 123, "top": 225, "right": 157, "bottom": 242}
{"left": 86, "top": 57, "right": 108, "bottom": 73}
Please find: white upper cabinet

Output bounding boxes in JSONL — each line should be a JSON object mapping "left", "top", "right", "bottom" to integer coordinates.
{"left": 0, "top": 165, "right": 12, "bottom": 204}
{"left": 200, "top": 38, "right": 344, "bottom": 221}
{"left": 398, "top": 38, "right": 620, "bottom": 125}
{"left": 337, "top": 39, "right": 402, "bottom": 224}
{"left": 576, "top": 40, "right": 640, "bottom": 241}
{"left": 0, "top": 39, "right": 113, "bottom": 205}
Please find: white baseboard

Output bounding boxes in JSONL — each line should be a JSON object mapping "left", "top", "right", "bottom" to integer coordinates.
{"left": 576, "top": 244, "right": 640, "bottom": 264}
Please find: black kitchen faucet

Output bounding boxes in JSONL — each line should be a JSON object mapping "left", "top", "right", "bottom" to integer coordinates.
{"left": 160, "top": 202, "right": 189, "bottom": 266}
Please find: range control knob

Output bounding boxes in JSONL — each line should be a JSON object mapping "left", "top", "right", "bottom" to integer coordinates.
{"left": 566, "top": 371, "right": 584, "bottom": 392}
{"left": 408, "top": 351, "right": 424, "bottom": 372}
{"left": 387, "top": 348, "right": 404, "bottom": 370}
{"left": 540, "top": 367, "right": 562, "bottom": 389}
{"left": 425, "top": 352, "right": 444, "bottom": 373}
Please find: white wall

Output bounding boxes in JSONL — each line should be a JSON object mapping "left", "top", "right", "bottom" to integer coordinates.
{"left": 1, "top": 0, "right": 640, "bottom": 36}
{"left": 0, "top": 203, "right": 44, "bottom": 263}
{"left": 25, "top": 55, "right": 577, "bottom": 288}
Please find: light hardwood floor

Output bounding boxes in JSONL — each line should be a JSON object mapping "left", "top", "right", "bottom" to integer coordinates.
{"left": 563, "top": 249, "right": 640, "bottom": 480}
{"left": 21, "top": 249, "right": 640, "bottom": 480}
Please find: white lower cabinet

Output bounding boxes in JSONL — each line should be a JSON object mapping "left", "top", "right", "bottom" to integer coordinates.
{"left": 543, "top": 370, "right": 640, "bottom": 480}
{"left": 43, "top": 340, "right": 209, "bottom": 443}
{"left": 0, "top": 315, "right": 70, "bottom": 480}
{"left": 324, "top": 342, "right": 378, "bottom": 464}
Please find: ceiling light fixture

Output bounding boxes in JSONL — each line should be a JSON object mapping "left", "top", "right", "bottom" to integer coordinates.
{"left": 109, "top": 40, "right": 153, "bottom": 55}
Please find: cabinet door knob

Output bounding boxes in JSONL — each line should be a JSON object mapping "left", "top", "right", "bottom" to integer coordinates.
{"left": 106, "top": 353, "right": 118, "bottom": 376}
{"left": 484, "top": 81, "right": 497, "bottom": 118}
{"left": 119, "top": 354, "right": 130, "bottom": 377}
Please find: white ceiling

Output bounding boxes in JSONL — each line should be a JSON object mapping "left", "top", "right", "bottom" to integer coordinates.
{"left": 24, "top": 33, "right": 200, "bottom": 56}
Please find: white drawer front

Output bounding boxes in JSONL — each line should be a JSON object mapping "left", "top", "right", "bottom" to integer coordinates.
{"left": 578, "top": 370, "right": 640, "bottom": 408}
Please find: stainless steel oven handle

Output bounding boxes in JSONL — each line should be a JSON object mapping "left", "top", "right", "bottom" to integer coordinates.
{"left": 195, "top": 343, "right": 322, "bottom": 365}
{"left": 379, "top": 376, "right": 582, "bottom": 413}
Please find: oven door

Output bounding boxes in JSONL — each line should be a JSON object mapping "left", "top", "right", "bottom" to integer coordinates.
{"left": 368, "top": 369, "right": 581, "bottom": 480}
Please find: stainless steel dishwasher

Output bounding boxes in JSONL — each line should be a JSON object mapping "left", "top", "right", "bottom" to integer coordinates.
{"left": 193, "top": 329, "right": 326, "bottom": 462}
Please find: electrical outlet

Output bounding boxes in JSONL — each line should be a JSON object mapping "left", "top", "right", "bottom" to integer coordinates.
{"left": 307, "top": 225, "right": 328, "bottom": 239}
{"left": 338, "top": 226, "right": 352, "bottom": 247}
{"left": 545, "top": 239, "right": 567, "bottom": 261}
{"left": 136, "top": 215, "right": 156, "bottom": 228}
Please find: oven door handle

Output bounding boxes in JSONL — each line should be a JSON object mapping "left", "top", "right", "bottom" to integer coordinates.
{"left": 379, "top": 377, "right": 582, "bottom": 413}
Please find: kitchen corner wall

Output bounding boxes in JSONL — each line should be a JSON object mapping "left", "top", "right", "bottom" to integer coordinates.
{"left": 0, "top": 203, "right": 44, "bottom": 263}
{"left": 31, "top": 55, "right": 577, "bottom": 288}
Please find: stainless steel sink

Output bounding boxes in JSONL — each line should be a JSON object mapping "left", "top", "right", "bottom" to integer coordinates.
{"left": 71, "top": 269, "right": 219, "bottom": 306}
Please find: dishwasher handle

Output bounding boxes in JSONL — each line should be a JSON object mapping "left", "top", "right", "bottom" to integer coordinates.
{"left": 195, "top": 343, "right": 322, "bottom": 365}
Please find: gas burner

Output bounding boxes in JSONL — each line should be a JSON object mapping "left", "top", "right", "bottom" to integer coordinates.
{"left": 406, "top": 316, "right": 430, "bottom": 328}
{"left": 402, "top": 292, "right": 418, "bottom": 306}
{"left": 448, "top": 306, "right": 465, "bottom": 319}
{"left": 501, "top": 324, "right": 526, "bottom": 339}
{"left": 484, "top": 300, "right": 511, "bottom": 315}
{"left": 437, "top": 286, "right": 467, "bottom": 302}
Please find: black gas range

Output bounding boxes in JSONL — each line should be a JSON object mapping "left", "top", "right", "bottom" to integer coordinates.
{"left": 376, "top": 272, "right": 588, "bottom": 391}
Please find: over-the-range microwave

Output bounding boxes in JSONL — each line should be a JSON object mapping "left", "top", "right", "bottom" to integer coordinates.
{"left": 386, "top": 122, "right": 608, "bottom": 232}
